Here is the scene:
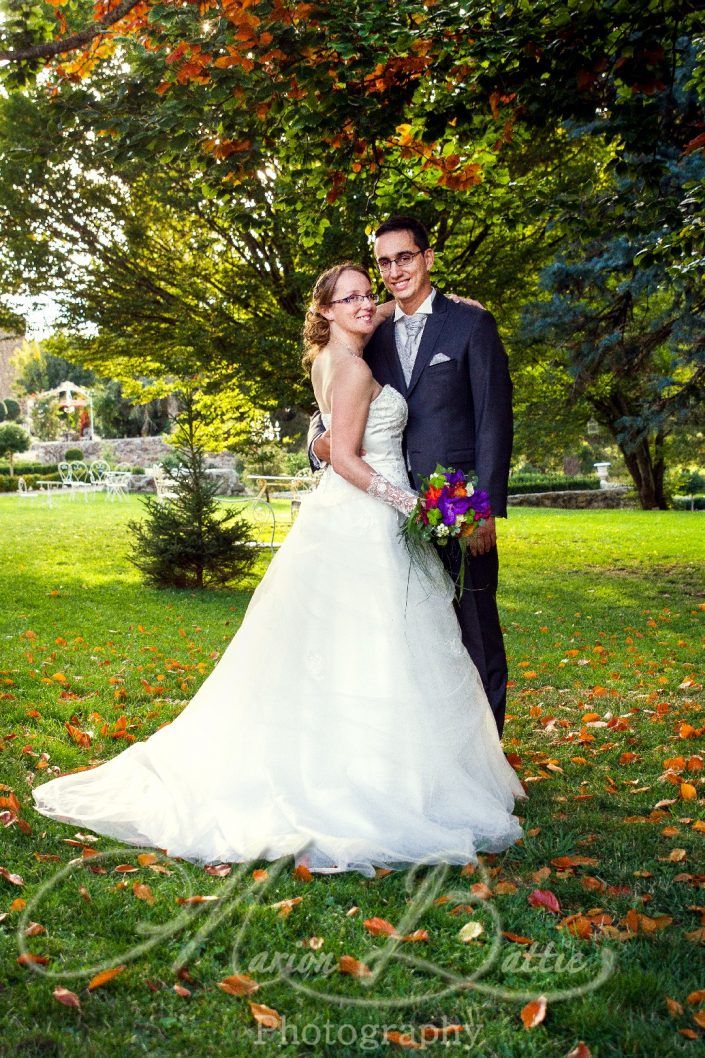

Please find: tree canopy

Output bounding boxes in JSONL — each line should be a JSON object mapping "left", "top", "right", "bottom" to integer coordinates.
{"left": 0, "top": 1, "right": 703, "bottom": 504}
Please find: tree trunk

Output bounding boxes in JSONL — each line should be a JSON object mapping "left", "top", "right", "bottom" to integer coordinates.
{"left": 9, "top": 453, "right": 14, "bottom": 477}
{"left": 619, "top": 437, "right": 668, "bottom": 509}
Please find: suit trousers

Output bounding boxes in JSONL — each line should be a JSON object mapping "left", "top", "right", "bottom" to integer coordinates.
{"left": 437, "top": 539, "right": 508, "bottom": 739}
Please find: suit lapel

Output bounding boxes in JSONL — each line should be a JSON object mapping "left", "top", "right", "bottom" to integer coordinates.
{"left": 406, "top": 291, "right": 450, "bottom": 398}
{"left": 374, "top": 315, "right": 407, "bottom": 396}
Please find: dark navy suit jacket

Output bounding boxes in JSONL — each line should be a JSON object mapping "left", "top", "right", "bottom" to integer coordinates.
{"left": 307, "top": 291, "right": 513, "bottom": 517}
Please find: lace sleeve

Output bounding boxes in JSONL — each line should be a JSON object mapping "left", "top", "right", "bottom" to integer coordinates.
{"left": 366, "top": 471, "right": 418, "bottom": 515}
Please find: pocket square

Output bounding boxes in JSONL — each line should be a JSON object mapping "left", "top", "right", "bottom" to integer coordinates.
{"left": 429, "top": 352, "right": 452, "bottom": 365}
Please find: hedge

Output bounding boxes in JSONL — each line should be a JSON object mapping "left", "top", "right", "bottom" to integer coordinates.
{"left": 508, "top": 474, "right": 601, "bottom": 495}
{"left": 0, "top": 462, "right": 58, "bottom": 476}
{"left": 672, "top": 495, "right": 705, "bottom": 511}
{"left": 0, "top": 472, "right": 62, "bottom": 493}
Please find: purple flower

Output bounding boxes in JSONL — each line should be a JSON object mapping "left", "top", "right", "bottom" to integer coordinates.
{"left": 471, "top": 490, "right": 492, "bottom": 519}
{"left": 438, "top": 493, "right": 475, "bottom": 526}
{"left": 445, "top": 469, "right": 466, "bottom": 487}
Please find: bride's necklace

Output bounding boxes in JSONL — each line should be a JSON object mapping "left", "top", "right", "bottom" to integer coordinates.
{"left": 328, "top": 339, "right": 364, "bottom": 359}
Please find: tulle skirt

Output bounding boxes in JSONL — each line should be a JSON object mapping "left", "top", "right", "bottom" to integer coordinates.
{"left": 32, "top": 464, "right": 526, "bottom": 877}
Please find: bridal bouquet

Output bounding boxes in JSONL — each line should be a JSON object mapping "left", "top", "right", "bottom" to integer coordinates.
{"left": 401, "top": 466, "right": 492, "bottom": 598}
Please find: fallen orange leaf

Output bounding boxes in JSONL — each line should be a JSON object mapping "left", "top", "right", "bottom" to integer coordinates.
{"left": 521, "top": 995, "right": 547, "bottom": 1029}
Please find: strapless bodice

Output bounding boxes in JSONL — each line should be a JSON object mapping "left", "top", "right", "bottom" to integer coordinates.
{"left": 320, "top": 384, "right": 409, "bottom": 487}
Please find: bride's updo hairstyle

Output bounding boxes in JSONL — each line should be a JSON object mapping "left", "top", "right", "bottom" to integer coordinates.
{"left": 302, "top": 260, "right": 370, "bottom": 372}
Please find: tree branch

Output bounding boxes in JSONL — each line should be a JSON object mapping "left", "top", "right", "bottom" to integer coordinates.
{"left": 0, "top": 0, "right": 144, "bottom": 63}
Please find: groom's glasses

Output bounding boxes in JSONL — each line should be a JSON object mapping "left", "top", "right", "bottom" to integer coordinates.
{"left": 329, "top": 293, "right": 380, "bottom": 305}
{"left": 376, "top": 250, "right": 424, "bottom": 272}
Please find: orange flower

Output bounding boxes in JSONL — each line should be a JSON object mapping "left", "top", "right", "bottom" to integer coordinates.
{"left": 425, "top": 485, "right": 443, "bottom": 505}
{"left": 450, "top": 484, "right": 467, "bottom": 498}
{"left": 460, "top": 521, "right": 476, "bottom": 537}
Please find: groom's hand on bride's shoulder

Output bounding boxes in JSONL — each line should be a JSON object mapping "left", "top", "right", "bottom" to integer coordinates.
{"left": 468, "top": 516, "right": 496, "bottom": 556}
{"left": 448, "top": 293, "right": 486, "bottom": 310}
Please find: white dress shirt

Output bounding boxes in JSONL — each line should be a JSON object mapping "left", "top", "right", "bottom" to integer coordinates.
{"left": 393, "top": 286, "right": 437, "bottom": 385}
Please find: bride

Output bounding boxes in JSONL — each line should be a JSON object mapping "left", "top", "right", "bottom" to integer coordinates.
{"left": 31, "top": 261, "right": 527, "bottom": 878}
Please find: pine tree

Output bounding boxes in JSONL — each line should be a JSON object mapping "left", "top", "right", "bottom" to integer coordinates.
{"left": 127, "top": 396, "right": 257, "bottom": 589}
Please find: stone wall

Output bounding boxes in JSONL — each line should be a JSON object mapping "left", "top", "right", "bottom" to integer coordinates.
{"left": 508, "top": 486, "right": 638, "bottom": 509}
{"left": 0, "top": 333, "right": 23, "bottom": 400}
{"left": 27, "top": 435, "right": 236, "bottom": 469}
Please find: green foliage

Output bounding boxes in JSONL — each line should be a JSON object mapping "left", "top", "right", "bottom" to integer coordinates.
{"left": 29, "top": 393, "right": 61, "bottom": 440}
{"left": 0, "top": 470, "right": 60, "bottom": 492}
{"left": 127, "top": 396, "right": 256, "bottom": 589}
{"left": 0, "top": 399, "right": 5, "bottom": 422}
{"left": 671, "top": 467, "right": 705, "bottom": 495}
{"left": 0, "top": 421, "right": 30, "bottom": 473}
{"left": 2, "top": 395, "right": 20, "bottom": 420}
{"left": 0, "top": 1, "right": 702, "bottom": 507}
{"left": 92, "top": 378, "right": 172, "bottom": 439}
{"left": 63, "top": 447, "right": 83, "bottom": 461}
{"left": 672, "top": 494, "right": 705, "bottom": 510}
{"left": 507, "top": 474, "right": 600, "bottom": 495}
{"left": 0, "top": 461, "right": 56, "bottom": 476}
{"left": 10, "top": 337, "right": 95, "bottom": 396}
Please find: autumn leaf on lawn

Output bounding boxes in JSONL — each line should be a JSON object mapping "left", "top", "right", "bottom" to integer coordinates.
{"left": 622, "top": 909, "right": 673, "bottom": 934}
{"left": 0, "top": 865, "right": 24, "bottom": 886}
{"left": 565, "top": 1044, "right": 592, "bottom": 1058}
{"left": 400, "top": 929, "right": 429, "bottom": 942}
{"left": 87, "top": 965, "right": 127, "bottom": 990}
{"left": 53, "top": 985, "right": 81, "bottom": 1010}
{"left": 384, "top": 1029, "right": 424, "bottom": 1048}
{"left": 24, "top": 921, "right": 46, "bottom": 937}
{"left": 528, "top": 889, "right": 561, "bottom": 914}
{"left": 218, "top": 973, "right": 259, "bottom": 996}
{"left": 133, "top": 882, "right": 155, "bottom": 903}
{"left": 550, "top": 855, "right": 599, "bottom": 870}
{"left": 248, "top": 1001, "right": 282, "bottom": 1029}
{"left": 65, "top": 721, "right": 91, "bottom": 748}
{"left": 17, "top": 953, "right": 49, "bottom": 967}
{"left": 458, "top": 920, "right": 484, "bottom": 942}
{"left": 521, "top": 995, "right": 547, "bottom": 1029}
{"left": 269, "top": 896, "right": 302, "bottom": 916}
{"left": 364, "top": 916, "right": 399, "bottom": 938}
{"left": 293, "top": 864, "right": 313, "bottom": 882}
{"left": 419, "top": 1024, "right": 465, "bottom": 1041}
{"left": 502, "top": 931, "right": 534, "bottom": 945}
{"left": 338, "top": 955, "right": 372, "bottom": 977}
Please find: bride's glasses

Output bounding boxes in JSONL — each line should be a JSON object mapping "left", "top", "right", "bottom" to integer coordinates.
{"left": 330, "top": 293, "right": 380, "bottom": 305}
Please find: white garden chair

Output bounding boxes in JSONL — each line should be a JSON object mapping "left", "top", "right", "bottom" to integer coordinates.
{"left": 105, "top": 470, "right": 132, "bottom": 501}
{"left": 57, "top": 461, "right": 75, "bottom": 494}
{"left": 89, "top": 460, "right": 112, "bottom": 491}
{"left": 69, "top": 460, "right": 99, "bottom": 500}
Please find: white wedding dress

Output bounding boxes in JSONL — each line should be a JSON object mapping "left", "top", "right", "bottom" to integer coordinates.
{"left": 32, "top": 384, "right": 526, "bottom": 877}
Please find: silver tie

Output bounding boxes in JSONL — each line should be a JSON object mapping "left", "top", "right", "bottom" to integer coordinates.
{"left": 398, "top": 313, "right": 426, "bottom": 385}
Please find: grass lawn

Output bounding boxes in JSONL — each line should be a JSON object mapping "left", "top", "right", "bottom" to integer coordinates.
{"left": 1, "top": 492, "right": 703, "bottom": 1057}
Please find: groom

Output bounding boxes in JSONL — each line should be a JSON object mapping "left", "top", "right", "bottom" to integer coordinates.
{"left": 307, "top": 215, "right": 513, "bottom": 739}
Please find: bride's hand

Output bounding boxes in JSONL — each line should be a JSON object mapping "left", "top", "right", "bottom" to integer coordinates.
{"left": 448, "top": 293, "right": 486, "bottom": 310}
